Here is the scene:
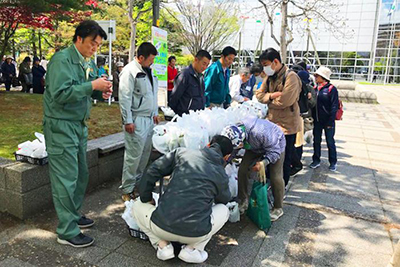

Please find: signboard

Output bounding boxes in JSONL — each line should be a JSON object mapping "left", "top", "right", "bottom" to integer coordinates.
{"left": 152, "top": 26, "right": 168, "bottom": 88}
{"left": 96, "top": 20, "right": 116, "bottom": 41}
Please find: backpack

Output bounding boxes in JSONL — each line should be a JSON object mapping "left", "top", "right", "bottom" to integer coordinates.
{"left": 281, "top": 70, "right": 309, "bottom": 114}
{"left": 328, "top": 85, "right": 343, "bottom": 120}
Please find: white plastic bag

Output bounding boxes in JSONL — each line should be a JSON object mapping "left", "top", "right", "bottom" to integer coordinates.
{"left": 122, "top": 199, "right": 140, "bottom": 230}
{"left": 225, "top": 163, "right": 238, "bottom": 198}
{"left": 226, "top": 202, "right": 240, "bottom": 223}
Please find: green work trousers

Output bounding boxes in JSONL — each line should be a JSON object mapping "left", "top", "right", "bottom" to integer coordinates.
{"left": 43, "top": 117, "right": 88, "bottom": 240}
{"left": 120, "top": 116, "right": 154, "bottom": 194}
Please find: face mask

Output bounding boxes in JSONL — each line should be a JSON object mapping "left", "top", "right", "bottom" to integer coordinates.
{"left": 264, "top": 65, "right": 275, "bottom": 76}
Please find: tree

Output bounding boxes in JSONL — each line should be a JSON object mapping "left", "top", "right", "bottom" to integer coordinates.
{"left": 164, "top": 0, "right": 240, "bottom": 56}
{"left": 127, "top": 0, "right": 152, "bottom": 62}
{"left": 0, "top": 0, "right": 97, "bottom": 59}
{"left": 257, "top": 0, "right": 353, "bottom": 63}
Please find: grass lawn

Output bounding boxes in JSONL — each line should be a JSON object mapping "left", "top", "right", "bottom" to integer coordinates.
{"left": 0, "top": 92, "right": 123, "bottom": 160}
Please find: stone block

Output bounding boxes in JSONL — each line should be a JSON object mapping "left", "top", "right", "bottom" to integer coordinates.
{"left": 0, "top": 166, "right": 5, "bottom": 190}
{"left": 98, "top": 157, "right": 123, "bottom": 185}
{"left": 0, "top": 188, "right": 7, "bottom": 212}
{"left": 331, "top": 80, "right": 357, "bottom": 90}
{"left": 98, "top": 148, "right": 124, "bottom": 164}
{"left": 86, "top": 144, "right": 99, "bottom": 169}
{"left": 5, "top": 163, "right": 49, "bottom": 193}
{"left": 6, "top": 184, "right": 53, "bottom": 219}
{"left": 87, "top": 166, "right": 100, "bottom": 191}
{"left": 339, "top": 89, "right": 377, "bottom": 104}
{"left": 88, "top": 132, "right": 124, "bottom": 155}
{"left": 0, "top": 159, "right": 14, "bottom": 189}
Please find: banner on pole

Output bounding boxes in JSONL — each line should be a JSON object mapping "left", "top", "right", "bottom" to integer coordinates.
{"left": 152, "top": 26, "right": 168, "bottom": 88}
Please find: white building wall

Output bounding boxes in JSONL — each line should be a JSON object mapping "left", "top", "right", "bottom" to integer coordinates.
{"left": 234, "top": 0, "right": 379, "bottom": 54}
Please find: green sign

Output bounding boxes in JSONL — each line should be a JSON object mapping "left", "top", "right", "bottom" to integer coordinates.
{"left": 152, "top": 26, "right": 168, "bottom": 88}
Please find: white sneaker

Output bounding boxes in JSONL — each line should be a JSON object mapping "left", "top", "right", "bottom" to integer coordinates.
{"left": 156, "top": 243, "right": 175, "bottom": 261}
{"left": 270, "top": 208, "right": 284, "bottom": 222}
{"left": 178, "top": 246, "right": 208, "bottom": 263}
{"left": 239, "top": 199, "right": 248, "bottom": 215}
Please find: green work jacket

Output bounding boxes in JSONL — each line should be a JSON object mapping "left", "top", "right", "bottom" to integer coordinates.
{"left": 43, "top": 45, "right": 98, "bottom": 121}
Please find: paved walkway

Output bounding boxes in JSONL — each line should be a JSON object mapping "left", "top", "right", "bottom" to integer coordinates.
{"left": 0, "top": 85, "right": 400, "bottom": 266}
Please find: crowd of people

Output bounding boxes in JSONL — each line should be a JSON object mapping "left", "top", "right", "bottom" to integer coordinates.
{"left": 34, "top": 19, "right": 340, "bottom": 265}
{"left": 1, "top": 55, "right": 47, "bottom": 93}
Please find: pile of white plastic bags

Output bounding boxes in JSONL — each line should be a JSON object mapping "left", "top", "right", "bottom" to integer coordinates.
{"left": 153, "top": 101, "right": 268, "bottom": 154}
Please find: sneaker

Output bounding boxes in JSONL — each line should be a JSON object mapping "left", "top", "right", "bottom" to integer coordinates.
{"left": 57, "top": 233, "right": 94, "bottom": 248}
{"left": 270, "top": 208, "right": 284, "bottom": 222}
{"left": 178, "top": 246, "right": 208, "bottom": 264}
{"left": 290, "top": 165, "right": 303, "bottom": 176}
{"left": 121, "top": 191, "right": 139, "bottom": 202}
{"left": 78, "top": 215, "right": 94, "bottom": 228}
{"left": 329, "top": 164, "right": 337, "bottom": 172}
{"left": 239, "top": 199, "right": 248, "bottom": 215}
{"left": 309, "top": 161, "right": 320, "bottom": 169}
{"left": 156, "top": 243, "right": 175, "bottom": 261}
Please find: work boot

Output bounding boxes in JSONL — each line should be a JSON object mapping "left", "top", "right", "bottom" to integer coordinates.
{"left": 57, "top": 233, "right": 94, "bottom": 248}
{"left": 78, "top": 215, "right": 94, "bottom": 228}
{"left": 122, "top": 190, "right": 139, "bottom": 202}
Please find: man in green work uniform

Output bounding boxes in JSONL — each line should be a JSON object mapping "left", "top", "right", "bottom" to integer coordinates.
{"left": 119, "top": 42, "right": 159, "bottom": 201}
{"left": 43, "top": 20, "right": 112, "bottom": 248}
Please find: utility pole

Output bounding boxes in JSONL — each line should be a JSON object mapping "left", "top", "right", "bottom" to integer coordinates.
{"left": 153, "top": 0, "right": 160, "bottom": 27}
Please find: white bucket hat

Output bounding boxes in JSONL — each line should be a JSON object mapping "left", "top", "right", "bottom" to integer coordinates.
{"left": 315, "top": 66, "right": 332, "bottom": 81}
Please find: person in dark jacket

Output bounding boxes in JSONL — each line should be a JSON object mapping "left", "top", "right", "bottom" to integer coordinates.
{"left": 309, "top": 66, "right": 339, "bottom": 171}
{"left": 32, "top": 56, "right": 46, "bottom": 94}
{"left": 19, "top": 56, "right": 33, "bottom": 93}
{"left": 112, "top": 62, "right": 124, "bottom": 101}
{"left": 132, "top": 135, "right": 233, "bottom": 264}
{"left": 1, "top": 55, "right": 16, "bottom": 91}
{"left": 169, "top": 50, "right": 211, "bottom": 116}
{"left": 240, "top": 64, "right": 265, "bottom": 100}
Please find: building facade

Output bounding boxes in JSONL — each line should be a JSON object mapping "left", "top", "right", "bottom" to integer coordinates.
{"left": 232, "top": 0, "right": 399, "bottom": 83}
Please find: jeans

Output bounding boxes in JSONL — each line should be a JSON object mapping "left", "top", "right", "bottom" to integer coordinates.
{"left": 312, "top": 121, "right": 337, "bottom": 165}
{"left": 283, "top": 134, "right": 296, "bottom": 186}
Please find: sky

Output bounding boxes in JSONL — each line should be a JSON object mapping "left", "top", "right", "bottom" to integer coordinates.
{"left": 380, "top": 0, "right": 400, "bottom": 24}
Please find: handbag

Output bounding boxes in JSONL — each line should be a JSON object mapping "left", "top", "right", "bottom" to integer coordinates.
{"left": 246, "top": 181, "right": 271, "bottom": 230}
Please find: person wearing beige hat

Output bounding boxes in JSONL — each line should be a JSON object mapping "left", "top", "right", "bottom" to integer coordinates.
{"left": 309, "top": 66, "right": 339, "bottom": 171}
{"left": 1, "top": 55, "right": 16, "bottom": 91}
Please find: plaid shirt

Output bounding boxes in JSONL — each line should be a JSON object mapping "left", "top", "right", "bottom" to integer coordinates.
{"left": 242, "top": 116, "right": 286, "bottom": 165}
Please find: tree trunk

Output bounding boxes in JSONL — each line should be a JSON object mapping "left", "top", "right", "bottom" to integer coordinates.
{"left": 32, "top": 30, "right": 37, "bottom": 57}
{"left": 39, "top": 30, "right": 42, "bottom": 59}
{"left": 280, "top": 0, "right": 288, "bottom": 64}
{"left": 129, "top": 21, "right": 137, "bottom": 62}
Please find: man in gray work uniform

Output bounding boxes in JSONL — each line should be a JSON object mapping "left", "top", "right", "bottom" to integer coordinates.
{"left": 118, "top": 42, "right": 159, "bottom": 201}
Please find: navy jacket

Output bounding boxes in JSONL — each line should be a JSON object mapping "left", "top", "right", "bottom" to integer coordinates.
{"left": 1, "top": 62, "right": 16, "bottom": 81}
{"left": 169, "top": 64, "right": 205, "bottom": 116}
{"left": 240, "top": 74, "right": 257, "bottom": 99}
{"left": 139, "top": 144, "right": 231, "bottom": 237}
{"left": 312, "top": 83, "right": 339, "bottom": 127}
